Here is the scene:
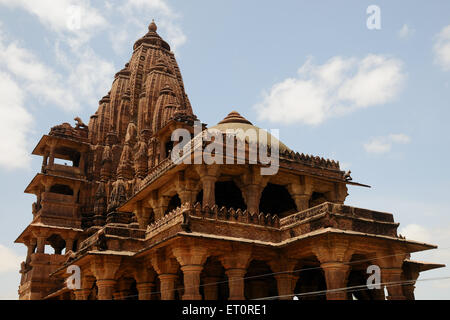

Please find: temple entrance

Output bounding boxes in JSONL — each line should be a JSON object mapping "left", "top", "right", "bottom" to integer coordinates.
{"left": 259, "top": 183, "right": 297, "bottom": 217}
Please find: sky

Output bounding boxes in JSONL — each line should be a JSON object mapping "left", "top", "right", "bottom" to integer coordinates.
{"left": 0, "top": 0, "right": 449, "bottom": 300}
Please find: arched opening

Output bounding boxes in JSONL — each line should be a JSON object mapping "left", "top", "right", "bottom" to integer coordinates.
{"left": 293, "top": 257, "right": 327, "bottom": 300}
{"left": 115, "top": 277, "right": 138, "bottom": 300}
{"left": 245, "top": 260, "right": 278, "bottom": 300}
{"left": 215, "top": 181, "right": 246, "bottom": 210}
{"left": 259, "top": 183, "right": 297, "bottom": 217}
{"left": 49, "top": 184, "right": 74, "bottom": 196}
{"left": 346, "top": 254, "right": 379, "bottom": 300}
{"left": 309, "top": 192, "right": 327, "bottom": 208}
{"left": 165, "top": 194, "right": 181, "bottom": 214}
{"left": 201, "top": 257, "right": 229, "bottom": 300}
{"left": 196, "top": 190, "right": 203, "bottom": 205}
{"left": 47, "top": 234, "right": 65, "bottom": 255}
{"left": 165, "top": 141, "right": 174, "bottom": 158}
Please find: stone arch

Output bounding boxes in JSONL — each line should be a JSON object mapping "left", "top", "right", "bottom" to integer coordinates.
{"left": 244, "top": 260, "right": 278, "bottom": 300}
{"left": 165, "top": 194, "right": 181, "bottom": 214}
{"left": 346, "top": 253, "right": 382, "bottom": 300}
{"left": 200, "top": 257, "right": 229, "bottom": 300}
{"left": 49, "top": 184, "right": 73, "bottom": 196}
{"left": 309, "top": 191, "right": 328, "bottom": 207}
{"left": 215, "top": 180, "right": 246, "bottom": 210}
{"left": 46, "top": 234, "right": 65, "bottom": 255}
{"left": 293, "top": 257, "right": 327, "bottom": 300}
{"left": 259, "top": 183, "right": 297, "bottom": 217}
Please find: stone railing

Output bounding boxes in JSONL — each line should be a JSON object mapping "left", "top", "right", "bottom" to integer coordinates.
{"left": 280, "top": 202, "right": 395, "bottom": 228}
{"left": 138, "top": 157, "right": 175, "bottom": 192}
{"left": 146, "top": 202, "right": 280, "bottom": 239}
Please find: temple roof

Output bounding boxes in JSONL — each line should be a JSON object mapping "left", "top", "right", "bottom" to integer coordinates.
{"left": 211, "top": 111, "right": 291, "bottom": 153}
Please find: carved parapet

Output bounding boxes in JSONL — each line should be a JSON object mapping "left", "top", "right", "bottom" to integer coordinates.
{"left": 280, "top": 202, "right": 399, "bottom": 238}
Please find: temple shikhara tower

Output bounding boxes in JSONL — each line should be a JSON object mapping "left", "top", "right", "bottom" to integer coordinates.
{"left": 16, "top": 21, "right": 443, "bottom": 300}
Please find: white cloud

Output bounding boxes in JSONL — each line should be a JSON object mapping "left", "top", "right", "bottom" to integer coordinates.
{"left": 0, "top": 40, "right": 81, "bottom": 111}
{"left": 363, "top": 133, "right": 410, "bottom": 154}
{"left": 114, "top": 0, "right": 187, "bottom": 52}
{"left": 0, "top": 0, "right": 107, "bottom": 46}
{"left": 398, "top": 24, "right": 414, "bottom": 39}
{"left": 399, "top": 224, "right": 433, "bottom": 243}
{"left": 434, "top": 25, "right": 450, "bottom": 71}
{"left": 0, "top": 245, "right": 23, "bottom": 273}
{"left": 0, "top": 72, "right": 33, "bottom": 170}
{"left": 254, "top": 55, "right": 405, "bottom": 125}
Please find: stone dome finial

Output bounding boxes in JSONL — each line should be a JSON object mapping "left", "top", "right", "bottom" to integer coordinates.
{"left": 149, "top": 19, "right": 157, "bottom": 32}
{"left": 218, "top": 111, "right": 253, "bottom": 125}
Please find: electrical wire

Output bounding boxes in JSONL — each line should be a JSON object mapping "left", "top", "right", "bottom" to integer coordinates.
{"left": 110, "top": 246, "right": 448, "bottom": 300}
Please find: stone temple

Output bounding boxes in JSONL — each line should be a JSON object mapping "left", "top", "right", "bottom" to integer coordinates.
{"left": 16, "top": 20, "right": 443, "bottom": 300}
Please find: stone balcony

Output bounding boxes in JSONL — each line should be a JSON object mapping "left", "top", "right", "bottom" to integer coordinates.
{"left": 42, "top": 163, "right": 85, "bottom": 179}
{"left": 33, "top": 192, "right": 81, "bottom": 228}
{"left": 145, "top": 202, "right": 400, "bottom": 245}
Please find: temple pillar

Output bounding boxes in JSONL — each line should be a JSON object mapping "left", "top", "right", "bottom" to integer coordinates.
{"left": 133, "top": 264, "right": 157, "bottom": 300}
{"left": 36, "top": 236, "right": 46, "bottom": 254}
{"left": 136, "top": 282, "right": 155, "bottom": 300}
{"left": 274, "top": 274, "right": 298, "bottom": 300}
{"left": 91, "top": 256, "right": 122, "bottom": 300}
{"left": 195, "top": 165, "right": 220, "bottom": 208}
{"left": 377, "top": 251, "right": 407, "bottom": 300}
{"left": 382, "top": 268, "right": 406, "bottom": 300}
{"left": 313, "top": 239, "right": 353, "bottom": 300}
{"left": 269, "top": 257, "right": 298, "bottom": 300}
{"left": 135, "top": 200, "right": 153, "bottom": 229}
{"left": 159, "top": 274, "right": 178, "bottom": 300}
{"left": 220, "top": 248, "right": 252, "bottom": 300}
{"left": 201, "top": 176, "right": 216, "bottom": 208}
{"left": 74, "top": 276, "right": 95, "bottom": 300}
{"left": 25, "top": 240, "right": 36, "bottom": 264}
{"left": 203, "top": 276, "right": 221, "bottom": 300}
{"left": 225, "top": 268, "right": 247, "bottom": 300}
{"left": 65, "top": 238, "right": 74, "bottom": 253}
{"left": 172, "top": 243, "right": 209, "bottom": 300}
{"left": 288, "top": 177, "right": 313, "bottom": 212}
{"left": 97, "top": 279, "right": 117, "bottom": 300}
{"left": 151, "top": 251, "right": 180, "bottom": 300}
{"left": 321, "top": 262, "right": 350, "bottom": 300}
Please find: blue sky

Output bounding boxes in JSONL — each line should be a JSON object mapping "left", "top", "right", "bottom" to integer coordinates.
{"left": 0, "top": 0, "right": 449, "bottom": 299}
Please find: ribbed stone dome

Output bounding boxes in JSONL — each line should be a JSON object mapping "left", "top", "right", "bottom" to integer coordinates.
{"left": 211, "top": 111, "right": 291, "bottom": 153}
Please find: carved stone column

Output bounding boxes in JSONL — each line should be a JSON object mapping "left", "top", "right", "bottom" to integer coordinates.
{"left": 74, "top": 276, "right": 95, "bottom": 300}
{"left": 195, "top": 165, "right": 220, "bottom": 208}
{"left": 136, "top": 282, "right": 155, "bottom": 300}
{"left": 91, "top": 256, "right": 122, "bottom": 300}
{"left": 203, "top": 276, "right": 221, "bottom": 300}
{"left": 173, "top": 244, "right": 209, "bottom": 300}
{"left": 134, "top": 264, "right": 157, "bottom": 300}
{"left": 97, "top": 279, "right": 117, "bottom": 300}
{"left": 313, "top": 239, "right": 353, "bottom": 300}
{"left": 134, "top": 200, "right": 153, "bottom": 229}
{"left": 36, "top": 236, "right": 46, "bottom": 254}
{"left": 220, "top": 248, "right": 252, "bottom": 300}
{"left": 151, "top": 252, "right": 179, "bottom": 300}
{"left": 288, "top": 177, "right": 313, "bottom": 212}
{"left": 159, "top": 274, "right": 178, "bottom": 300}
{"left": 269, "top": 258, "right": 298, "bottom": 300}
{"left": 382, "top": 268, "right": 406, "bottom": 300}
{"left": 225, "top": 268, "right": 247, "bottom": 300}
{"left": 321, "top": 262, "right": 350, "bottom": 300}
